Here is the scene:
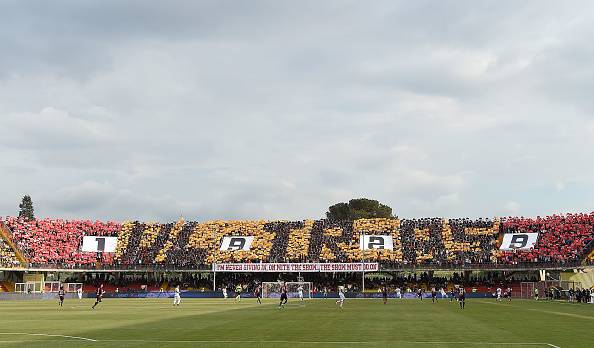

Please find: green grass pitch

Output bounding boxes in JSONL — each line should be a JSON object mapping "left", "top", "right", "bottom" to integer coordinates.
{"left": 0, "top": 298, "right": 592, "bottom": 347}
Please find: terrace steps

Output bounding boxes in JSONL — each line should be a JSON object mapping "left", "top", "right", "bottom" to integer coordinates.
{"left": 0, "top": 222, "right": 27, "bottom": 265}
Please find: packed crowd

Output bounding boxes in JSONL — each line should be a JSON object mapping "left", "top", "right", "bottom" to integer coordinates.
{"left": 397, "top": 218, "right": 499, "bottom": 267}
{"left": 0, "top": 238, "right": 21, "bottom": 268}
{"left": 498, "top": 213, "right": 594, "bottom": 264}
{"left": 0, "top": 213, "right": 592, "bottom": 269}
{"left": 1, "top": 216, "right": 120, "bottom": 267}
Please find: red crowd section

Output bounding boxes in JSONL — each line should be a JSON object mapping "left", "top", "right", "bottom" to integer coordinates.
{"left": 1, "top": 216, "right": 120, "bottom": 267}
{"left": 498, "top": 213, "right": 594, "bottom": 264}
{"left": 1, "top": 213, "right": 593, "bottom": 268}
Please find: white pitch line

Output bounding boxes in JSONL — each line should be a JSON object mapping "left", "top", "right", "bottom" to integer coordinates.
{"left": 98, "top": 339, "right": 558, "bottom": 346}
{"left": 526, "top": 309, "right": 594, "bottom": 320}
{"left": 0, "top": 333, "right": 97, "bottom": 342}
{"left": 0, "top": 340, "right": 92, "bottom": 343}
{"left": 0, "top": 335, "right": 562, "bottom": 347}
{"left": 475, "top": 300, "right": 594, "bottom": 321}
{"left": 475, "top": 300, "right": 514, "bottom": 307}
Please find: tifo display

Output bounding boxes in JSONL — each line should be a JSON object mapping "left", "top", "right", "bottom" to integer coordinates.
{"left": 0, "top": 213, "right": 592, "bottom": 270}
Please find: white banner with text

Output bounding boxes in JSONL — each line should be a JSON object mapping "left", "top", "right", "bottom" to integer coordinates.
{"left": 214, "top": 263, "right": 379, "bottom": 272}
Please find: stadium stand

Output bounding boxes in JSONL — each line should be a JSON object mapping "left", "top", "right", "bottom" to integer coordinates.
{"left": 0, "top": 238, "right": 21, "bottom": 268}
{"left": 284, "top": 220, "right": 314, "bottom": 262}
{"left": 155, "top": 218, "right": 185, "bottom": 263}
{"left": 498, "top": 213, "right": 594, "bottom": 265}
{"left": 1, "top": 213, "right": 592, "bottom": 269}
{"left": 0, "top": 221, "right": 24, "bottom": 268}
{"left": 587, "top": 245, "right": 594, "bottom": 262}
{"left": 2, "top": 217, "right": 120, "bottom": 268}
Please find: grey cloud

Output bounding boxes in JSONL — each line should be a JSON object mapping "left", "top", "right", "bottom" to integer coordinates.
{"left": 1, "top": 1, "right": 594, "bottom": 221}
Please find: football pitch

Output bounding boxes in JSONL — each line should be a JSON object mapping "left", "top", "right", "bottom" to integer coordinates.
{"left": 0, "top": 298, "right": 592, "bottom": 347}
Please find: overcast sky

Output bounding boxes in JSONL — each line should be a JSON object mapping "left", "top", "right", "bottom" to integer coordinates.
{"left": 1, "top": 0, "right": 593, "bottom": 222}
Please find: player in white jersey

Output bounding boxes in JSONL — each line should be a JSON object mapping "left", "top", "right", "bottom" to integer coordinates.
{"left": 77, "top": 287, "right": 83, "bottom": 301}
{"left": 440, "top": 288, "right": 447, "bottom": 299}
{"left": 173, "top": 285, "right": 181, "bottom": 306}
{"left": 496, "top": 287, "right": 502, "bottom": 302}
{"left": 222, "top": 287, "right": 228, "bottom": 299}
{"left": 336, "top": 286, "right": 345, "bottom": 308}
{"left": 298, "top": 285, "right": 304, "bottom": 301}
{"left": 395, "top": 287, "right": 402, "bottom": 299}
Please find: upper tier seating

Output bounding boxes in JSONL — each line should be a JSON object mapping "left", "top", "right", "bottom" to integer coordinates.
{"left": 498, "top": 213, "right": 594, "bottom": 264}
{"left": 0, "top": 237, "right": 21, "bottom": 268}
{"left": 1, "top": 212, "right": 592, "bottom": 269}
{"left": 2, "top": 217, "right": 120, "bottom": 267}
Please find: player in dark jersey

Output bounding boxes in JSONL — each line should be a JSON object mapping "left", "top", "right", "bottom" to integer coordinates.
{"left": 58, "top": 286, "right": 65, "bottom": 307}
{"left": 506, "top": 287, "right": 512, "bottom": 302}
{"left": 450, "top": 289, "right": 456, "bottom": 302}
{"left": 417, "top": 288, "right": 423, "bottom": 301}
{"left": 458, "top": 288, "right": 466, "bottom": 309}
{"left": 91, "top": 284, "right": 104, "bottom": 310}
{"left": 235, "top": 284, "right": 242, "bottom": 302}
{"left": 278, "top": 283, "right": 288, "bottom": 309}
{"left": 255, "top": 285, "right": 262, "bottom": 304}
{"left": 431, "top": 287, "right": 437, "bottom": 303}
{"left": 382, "top": 285, "right": 388, "bottom": 305}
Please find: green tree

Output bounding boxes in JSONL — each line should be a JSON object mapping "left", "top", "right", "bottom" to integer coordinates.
{"left": 325, "top": 198, "right": 393, "bottom": 220}
{"left": 18, "top": 195, "right": 35, "bottom": 220}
